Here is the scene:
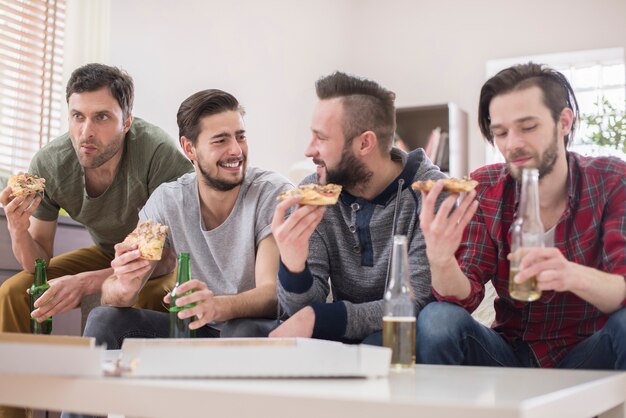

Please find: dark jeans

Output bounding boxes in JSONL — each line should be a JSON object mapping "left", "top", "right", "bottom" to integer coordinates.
{"left": 415, "top": 301, "right": 626, "bottom": 369}
{"left": 84, "top": 306, "right": 279, "bottom": 349}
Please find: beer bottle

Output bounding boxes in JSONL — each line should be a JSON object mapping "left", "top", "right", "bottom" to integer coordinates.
{"left": 383, "top": 235, "right": 416, "bottom": 368}
{"left": 169, "top": 252, "right": 196, "bottom": 338}
{"left": 509, "top": 168, "right": 544, "bottom": 302}
{"left": 30, "top": 259, "right": 52, "bottom": 334}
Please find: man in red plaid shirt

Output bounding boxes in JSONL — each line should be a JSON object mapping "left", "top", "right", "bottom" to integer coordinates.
{"left": 415, "top": 62, "right": 626, "bottom": 369}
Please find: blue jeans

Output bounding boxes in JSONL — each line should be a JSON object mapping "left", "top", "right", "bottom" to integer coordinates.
{"left": 83, "top": 306, "right": 279, "bottom": 349}
{"left": 415, "top": 301, "right": 626, "bottom": 369}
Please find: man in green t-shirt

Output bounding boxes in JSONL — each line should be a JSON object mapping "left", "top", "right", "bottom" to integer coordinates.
{"left": 0, "top": 64, "right": 192, "bottom": 345}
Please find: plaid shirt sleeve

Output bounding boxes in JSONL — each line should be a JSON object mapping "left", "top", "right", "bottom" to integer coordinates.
{"left": 602, "top": 176, "right": 626, "bottom": 308}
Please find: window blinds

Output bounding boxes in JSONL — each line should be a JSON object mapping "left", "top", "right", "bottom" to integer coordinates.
{"left": 0, "top": 0, "right": 65, "bottom": 174}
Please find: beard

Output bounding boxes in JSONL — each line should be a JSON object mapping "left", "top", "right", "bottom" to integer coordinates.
{"left": 323, "top": 145, "right": 373, "bottom": 189}
{"left": 197, "top": 155, "right": 246, "bottom": 192}
{"left": 507, "top": 127, "right": 559, "bottom": 181}
{"left": 74, "top": 132, "right": 125, "bottom": 169}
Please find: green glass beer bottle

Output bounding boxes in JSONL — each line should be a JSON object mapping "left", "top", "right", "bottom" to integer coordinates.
{"left": 30, "top": 259, "right": 52, "bottom": 334}
{"left": 169, "top": 252, "right": 196, "bottom": 338}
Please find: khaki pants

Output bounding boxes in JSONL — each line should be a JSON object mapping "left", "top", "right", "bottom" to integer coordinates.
{"left": 0, "top": 245, "right": 175, "bottom": 418}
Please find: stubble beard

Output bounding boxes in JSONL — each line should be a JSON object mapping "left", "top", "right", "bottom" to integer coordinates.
{"left": 197, "top": 157, "right": 246, "bottom": 192}
{"left": 508, "top": 127, "right": 560, "bottom": 181}
{"left": 325, "top": 145, "right": 373, "bottom": 189}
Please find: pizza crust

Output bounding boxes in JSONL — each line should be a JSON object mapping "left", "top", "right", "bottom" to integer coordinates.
{"left": 277, "top": 184, "right": 342, "bottom": 205}
{"left": 411, "top": 177, "right": 478, "bottom": 193}
{"left": 8, "top": 172, "right": 46, "bottom": 197}
{"left": 123, "top": 220, "right": 169, "bottom": 261}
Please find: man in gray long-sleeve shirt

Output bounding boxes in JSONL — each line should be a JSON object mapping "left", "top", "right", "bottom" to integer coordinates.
{"left": 270, "top": 72, "right": 446, "bottom": 343}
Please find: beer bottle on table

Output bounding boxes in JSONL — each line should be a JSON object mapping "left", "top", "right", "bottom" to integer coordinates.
{"left": 169, "top": 252, "right": 196, "bottom": 338}
{"left": 383, "top": 235, "right": 416, "bottom": 368}
{"left": 509, "top": 168, "right": 544, "bottom": 302}
{"left": 30, "top": 258, "right": 52, "bottom": 335}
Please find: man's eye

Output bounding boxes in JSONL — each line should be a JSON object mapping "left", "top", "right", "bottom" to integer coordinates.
{"left": 521, "top": 125, "right": 537, "bottom": 132}
{"left": 237, "top": 135, "right": 247, "bottom": 142}
{"left": 97, "top": 114, "right": 109, "bottom": 121}
{"left": 492, "top": 131, "right": 506, "bottom": 138}
{"left": 72, "top": 114, "right": 83, "bottom": 120}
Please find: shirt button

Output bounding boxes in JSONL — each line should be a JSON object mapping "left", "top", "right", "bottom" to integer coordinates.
{"left": 353, "top": 245, "right": 361, "bottom": 254}
{"left": 349, "top": 225, "right": 356, "bottom": 233}
{"left": 351, "top": 203, "right": 360, "bottom": 211}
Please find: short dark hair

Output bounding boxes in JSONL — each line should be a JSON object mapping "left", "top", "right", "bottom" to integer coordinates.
{"left": 66, "top": 63, "right": 134, "bottom": 119}
{"left": 177, "top": 89, "right": 244, "bottom": 144}
{"left": 478, "top": 62, "right": 579, "bottom": 147}
{"left": 316, "top": 72, "right": 396, "bottom": 151}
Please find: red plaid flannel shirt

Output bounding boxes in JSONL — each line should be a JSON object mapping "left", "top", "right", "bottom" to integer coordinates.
{"left": 434, "top": 152, "right": 626, "bottom": 367}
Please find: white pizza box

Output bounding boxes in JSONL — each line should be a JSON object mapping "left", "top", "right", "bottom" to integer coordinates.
{"left": 120, "top": 337, "right": 391, "bottom": 378}
{"left": 0, "top": 332, "right": 103, "bottom": 377}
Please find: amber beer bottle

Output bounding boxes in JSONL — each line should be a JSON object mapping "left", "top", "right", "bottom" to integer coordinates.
{"left": 169, "top": 252, "right": 196, "bottom": 338}
{"left": 383, "top": 235, "right": 416, "bottom": 368}
{"left": 509, "top": 168, "right": 544, "bottom": 302}
{"left": 30, "top": 259, "right": 52, "bottom": 334}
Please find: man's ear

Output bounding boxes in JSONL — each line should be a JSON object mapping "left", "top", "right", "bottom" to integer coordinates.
{"left": 355, "top": 131, "right": 378, "bottom": 156}
{"left": 180, "top": 136, "right": 196, "bottom": 161}
{"left": 560, "top": 107, "right": 574, "bottom": 136}
{"left": 123, "top": 114, "right": 133, "bottom": 133}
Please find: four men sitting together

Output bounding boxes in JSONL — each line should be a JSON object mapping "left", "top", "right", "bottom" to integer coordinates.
{"left": 1, "top": 63, "right": 625, "bottom": 388}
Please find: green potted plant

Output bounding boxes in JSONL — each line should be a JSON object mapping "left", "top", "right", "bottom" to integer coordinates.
{"left": 581, "top": 98, "right": 626, "bottom": 153}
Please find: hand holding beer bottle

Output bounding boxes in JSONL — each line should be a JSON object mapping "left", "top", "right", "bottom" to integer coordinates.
{"left": 509, "top": 168, "right": 544, "bottom": 302}
{"left": 168, "top": 252, "right": 196, "bottom": 338}
{"left": 383, "top": 235, "right": 416, "bottom": 368}
{"left": 30, "top": 259, "right": 52, "bottom": 334}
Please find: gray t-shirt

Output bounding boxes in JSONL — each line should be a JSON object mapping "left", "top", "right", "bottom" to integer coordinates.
{"left": 30, "top": 117, "right": 193, "bottom": 256}
{"left": 140, "top": 168, "right": 292, "bottom": 295}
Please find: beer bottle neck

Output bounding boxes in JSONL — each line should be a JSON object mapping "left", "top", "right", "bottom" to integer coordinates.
{"left": 34, "top": 260, "right": 47, "bottom": 286}
{"left": 176, "top": 254, "right": 191, "bottom": 285}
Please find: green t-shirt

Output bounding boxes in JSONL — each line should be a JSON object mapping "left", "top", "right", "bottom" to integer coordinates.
{"left": 30, "top": 117, "right": 193, "bottom": 256}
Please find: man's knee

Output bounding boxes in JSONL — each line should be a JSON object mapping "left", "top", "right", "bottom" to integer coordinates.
{"left": 0, "top": 271, "right": 32, "bottom": 303}
{"left": 417, "top": 302, "right": 473, "bottom": 343}
{"left": 605, "top": 307, "right": 626, "bottom": 337}
{"left": 83, "top": 306, "right": 127, "bottom": 346}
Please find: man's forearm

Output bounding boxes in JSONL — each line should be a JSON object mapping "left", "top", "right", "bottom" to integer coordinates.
{"left": 213, "top": 284, "right": 277, "bottom": 322}
{"left": 11, "top": 230, "right": 49, "bottom": 273}
{"left": 572, "top": 264, "right": 626, "bottom": 313}
{"left": 101, "top": 271, "right": 151, "bottom": 307}
{"left": 430, "top": 258, "right": 473, "bottom": 300}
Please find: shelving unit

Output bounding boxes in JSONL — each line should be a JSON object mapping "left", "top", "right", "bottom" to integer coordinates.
{"left": 396, "top": 103, "right": 468, "bottom": 178}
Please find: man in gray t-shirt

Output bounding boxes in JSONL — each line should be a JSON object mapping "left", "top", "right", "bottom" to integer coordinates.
{"left": 83, "top": 89, "right": 292, "bottom": 346}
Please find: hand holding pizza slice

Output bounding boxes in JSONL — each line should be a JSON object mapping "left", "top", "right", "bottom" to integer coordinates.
{"left": 411, "top": 177, "right": 478, "bottom": 194}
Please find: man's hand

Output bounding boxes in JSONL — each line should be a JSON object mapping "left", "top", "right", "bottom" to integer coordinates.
{"left": 271, "top": 196, "right": 325, "bottom": 273}
{"left": 513, "top": 247, "right": 577, "bottom": 292}
{"left": 163, "top": 279, "right": 217, "bottom": 330}
{"left": 268, "top": 306, "right": 315, "bottom": 338}
{"left": 110, "top": 242, "right": 152, "bottom": 291}
{"left": 419, "top": 181, "right": 478, "bottom": 268}
{"left": 30, "top": 273, "right": 91, "bottom": 321}
{"left": 0, "top": 186, "right": 41, "bottom": 237}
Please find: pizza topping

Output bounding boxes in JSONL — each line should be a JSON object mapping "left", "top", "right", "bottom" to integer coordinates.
{"left": 123, "top": 220, "right": 169, "bottom": 261}
{"left": 277, "top": 184, "right": 342, "bottom": 205}
{"left": 8, "top": 172, "right": 46, "bottom": 197}
{"left": 411, "top": 177, "right": 478, "bottom": 193}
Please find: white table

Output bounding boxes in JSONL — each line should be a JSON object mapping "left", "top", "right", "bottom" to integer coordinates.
{"left": 1, "top": 365, "right": 625, "bottom": 418}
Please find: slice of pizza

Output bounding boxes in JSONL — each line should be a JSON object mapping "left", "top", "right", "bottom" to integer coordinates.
{"left": 8, "top": 172, "right": 46, "bottom": 197}
{"left": 123, "top": 220, "right": 169, "bottom": 261}
{"left": 277, "top": 184, "right": 342, "bottom": 205}
{"left": 411, "top": 177, "right": 478, "bottom": 193}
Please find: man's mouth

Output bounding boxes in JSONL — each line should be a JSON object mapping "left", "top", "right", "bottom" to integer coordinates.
{"left": 219, "top": 159, "right": 244, "bottom": 170}
{"left": 80, "top": 144, "right": 97, "bottom": 154}
{"left": 508, "top": 154, "right": 533, "bottom": 167}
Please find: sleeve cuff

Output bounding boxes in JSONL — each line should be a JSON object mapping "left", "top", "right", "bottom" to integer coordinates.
{"left": 311, "top": 302, "right": 347, "bottom": 341}
{"left": 278, "top": 260, "right": 314, "bottom": 294}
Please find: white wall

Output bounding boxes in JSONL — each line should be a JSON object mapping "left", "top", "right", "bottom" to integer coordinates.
{"left": 106, "top": 0, "right": 626, "bottom": 175}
